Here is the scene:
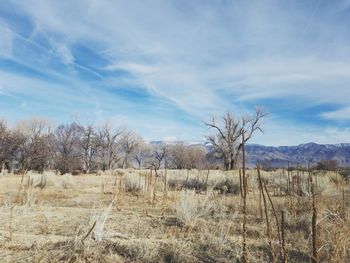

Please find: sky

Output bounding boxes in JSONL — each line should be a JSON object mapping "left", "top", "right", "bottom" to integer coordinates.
{"left": 0, "top": 0, "right": 350, "bottom": 146}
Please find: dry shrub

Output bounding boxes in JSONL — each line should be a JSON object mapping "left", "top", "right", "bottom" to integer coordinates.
{"left": 0, "top": 168, "right": 10, "bottom": 177}
{"left": 57, "top": 173, "right": 75, "bottom": 189}
{"left": 116, "top": 169, "right": 125, "bottom": 176}
{"left": 22, "top": 186, "right": 38, "bottom": 207}
{"left": 174, "top": 190, "right": 218, "bottom": 223}
{"left": 182, "top": 178, "right": 206, "bottom": 191}
{"left": 284, "top": 212, "right": 311, "bottom": 238}
{"left": 25, "top": 171, "right": 75, "bottom": 189}
{"left": 194, "top": 236, "right": 239, "bottom": 262}
{"left": 167, "top": 178, "right": 206, "bottom": 192}
{"left": 158, "top": 240, "right": 195, "bottom": 263}
{"left": 26, "top": 171, "right": 47, "bottom": 189}
{"left": 103, "top": 238, "right": 194, "bottom": 263}
{"left": 167, "top": 178, "right": 181, "bottom": 190}
{"left": 89, "top": 201, "right": 114, "bottom": 242}
{"left": 317, "top": 210, "right": 350, "bottom": 262}
{"left": 213, "top": 178, "right": 240, "bottom": 195}
{"left": 96, "top": 169, "right": 124, "bottom": 177}
{"left": 124, "top": 173, "right": 143, "bottom": 193}
{"left": 175, "top": 190, "right": 198, "bottom": 223}
{"left": 108, "top": 239, "right": 158, "bottom": 261}
{"left": 339, "top": 168, "right": 350, "bottom": 181}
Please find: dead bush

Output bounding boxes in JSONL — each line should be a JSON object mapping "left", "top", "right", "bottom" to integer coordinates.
{"left": 213, "top": 179, "right": 240, "bottom": 195}
{"left": 124, "top": 173, "right": 142, "bottom": 193}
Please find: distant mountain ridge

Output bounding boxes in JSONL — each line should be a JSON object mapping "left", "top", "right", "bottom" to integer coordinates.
{"left": 245, "top": 142, "right": 350, "bottom": 167}
{"left": 150, "top": 141, "right": 350, "bottom": 167}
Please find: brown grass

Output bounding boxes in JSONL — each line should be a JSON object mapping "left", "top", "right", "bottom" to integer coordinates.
{"left": 0, "top": 169, "right": 348, "bottom": 262}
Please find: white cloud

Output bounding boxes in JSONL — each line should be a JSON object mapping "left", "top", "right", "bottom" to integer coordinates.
{"left": 161, "top": 136, "right": 178, "bottom": 142}
{"left": 49, "top": 40, "right": 74, "bottom": 64}
{"left": 8, "top": 1, "right": 350, "bottom": 115}
{"left": 0, "top": 21, "right": 13, "bottom": 58}
{"left": 106, "top": 62, "right": 159, "bottom": 75}
{"left": 2, "top": 0, "right": 350, "bottom": 144}
{"left": 0, "top": 69, "right": 206, "bottom": 141}
{"left": 251, "top": 119, "right": 350, "bottom": 146}
{"left": 321, "top": 106, "right": 350, "bottom": 120}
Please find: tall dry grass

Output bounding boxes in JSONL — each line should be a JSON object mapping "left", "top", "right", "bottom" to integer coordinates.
{"left": 0, "top": 168, "right": 348, "bottom": 262}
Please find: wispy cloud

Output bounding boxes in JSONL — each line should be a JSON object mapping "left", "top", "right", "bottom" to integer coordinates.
{"left": 0, "top": 0, "right": 350, "bottom": 144}
{"left": 0, "top": 20, "right": 13, "bottom": 58}
{"left": 321, "top": 106, "right": 350, "bottom": 120}
{"left": 106, "top": 62, "right": 159, "bottom": 75}
{"left": 49, "top": 40, "right": 75, "bottom": 65}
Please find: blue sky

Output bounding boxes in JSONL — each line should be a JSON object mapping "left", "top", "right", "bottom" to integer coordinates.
{"left": 1, "top": 0, "right": 350, "bottom": 145}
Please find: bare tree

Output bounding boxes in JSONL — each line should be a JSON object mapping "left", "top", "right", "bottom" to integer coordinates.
{"left": 187, "top": 145, "right": 207, "bottom": 169}
{"left": 0, "top": 121, "right": 26, "bottom": 173}
{"left": 81, "top": 125, "right": 98, "bottom": 173}
{"left": 120, "top": 131, "right": 139, "bottom": 169}
{"left": 168, "top": 143, "right": 188, "bottom": 169}
{"left": 206, "top": 108, "right": 266, "bottom": 170}
{"left": 149, "top": 143, "right": 169, "bottom": 173}
{"left": 133, "top": 138, "right": 152, "bottom": 169}
{"left": 55, "top": 123, "right": 83, "bottom": 174}
{"left": 15, "top": 118, "right": 55, "bottom": 172}
{"left": 15, "top": 117, "right": 53, "bottom": 138}
{"left": 97, "top": 124, "right": 122, "bottom": 170}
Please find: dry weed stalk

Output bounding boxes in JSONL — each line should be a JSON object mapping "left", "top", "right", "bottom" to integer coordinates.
{"left": 258, "top": 173, "right": 263, "bottom": 219}
{"left": 153, "top": 169, "right": 156, "bottom": 202}
{"left": 281, "top": 210, "right": 287, "bottom": 263}
{"left": 148, "top": 169, "right": 153, "bottom": 203}
{"left": 138, "top": 174, "right": 141, "bottom": 190}
{"left": 114, "top": 176, "right": 118, "bottom": 197}
{"left": 257, "top": 165, "right": 275, "bottom": 263}
{"left": 263, "top": 176, "right": 285, "bottom": 262}
{"left": 185, "top": 169, "right": 190, "bottom": 189}
{"left": 93, "top": 201, "right": 114, "bottom": 242}
{"left": 8, "top": 206, "right": 14, "bottom": 241}
{"left": 15, "top": 172, "right": 27, "bottom": 204}
{"left": 239, "top": 169, "right": 243, "bottom": 200}
{"left": 342, "top": 186, "right": 346, "bottom": 219}
{"left": 309, "top": 171, "right": 318, "bottom": 263}
{"left": 241, "top": 135, "right": 248, "bottom": 263}
{"left": 164, "top": 167, "right": 168, "bottom": 199}
{"left": 205, "top": 169, "right": 210, "bottom": 194}
{"left": 82, "top": 221, "right": 96, "bottom": 245}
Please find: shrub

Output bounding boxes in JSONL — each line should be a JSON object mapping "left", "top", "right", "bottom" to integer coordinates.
{"left": 25, "top": 171, "right": 75, "bottom": 189}
{"left": 339, "top": 168, "right": 350, "bottom": 181}
{"left": 124, "top": 173, "right": 141, "bottom": 192}
{"left": 175, "top": 190, "right": 217, "bottom": 223}
{"left": 285, "top": 214, "right": 311, "bottom": 238}
{"left": 182, "top": 178, "right": 206, "bottom": 192}
{"left": 167, "top": 178, "right": 183, "bottom": 190}
{"left": 314, "top": 160, "right": 338, "bottom": 171}
{"left": 213, "top": 179, "right": 240, "bottom": 195}
{"left": 168, "top": 178, "right": 206, "bottom": 191}
{"left": 175, "top": 190, "right": 198, "bottom": 223}
{"left": 116, "top": 170, "right": 125, "bottom": 176}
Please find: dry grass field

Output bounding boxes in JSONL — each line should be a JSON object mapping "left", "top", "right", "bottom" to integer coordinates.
{"left": 0, "top": 169, "right": 349, "bottom": 262}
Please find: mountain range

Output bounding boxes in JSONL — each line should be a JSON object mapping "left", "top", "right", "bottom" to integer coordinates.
{"left": 151, "top": 141, "right": 350, "bottom": 167}
{"left": 245, "top": 143, "right": 350, "bottom": 167}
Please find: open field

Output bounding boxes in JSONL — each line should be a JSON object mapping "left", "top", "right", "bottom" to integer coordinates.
{"left": 0, "top": 169, "right": 349, "bottom": 262}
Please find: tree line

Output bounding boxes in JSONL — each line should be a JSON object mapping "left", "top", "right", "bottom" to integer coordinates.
{"left": 0, "top": 108, "right": 266, "bottom": 174}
